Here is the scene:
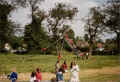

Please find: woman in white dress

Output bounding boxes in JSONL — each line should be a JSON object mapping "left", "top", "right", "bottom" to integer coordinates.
{"left": 69, "top": 61, "right": 80, "bottom": 82}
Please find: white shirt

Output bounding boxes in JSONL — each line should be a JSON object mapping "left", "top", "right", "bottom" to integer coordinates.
{"left": 30, "top": 77, "right": 36, "bottom": 82}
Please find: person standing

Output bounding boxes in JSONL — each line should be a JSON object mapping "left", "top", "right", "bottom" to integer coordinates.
{"left": 10, "top": 68, "right": 18, "bottom": 82}
{"left": 58, "top": 52, "right": 62, "bottom": 62}
{"left": 69, "top": 61, "right": 80, "bottom": 82}
{"left": 30, "top": 71, "right": 36, "bottom": 82}
{"left": 55, "top": 61, "right": 60, "bottom": 73}
{"left": 61, "top": 60, "right": 68, "bottom": 72}
{"left": 36, "top": 68, "right": 42, "bottom": 82}
{"left": 56, "top": 68, "right": 65, "bottom": 82}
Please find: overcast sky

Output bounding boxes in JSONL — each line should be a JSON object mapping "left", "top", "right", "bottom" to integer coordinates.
{"left": 10, "top": 0, "right": 112, "bottom": 38}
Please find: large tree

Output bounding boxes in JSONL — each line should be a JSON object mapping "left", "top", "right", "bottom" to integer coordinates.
{"left": 24, "top": 11, "right": 48, "bottom": 50}
{"left": 103, "top": 0, "right": 120, "bottom": 52}
{"left": 47, "top": 3, "right": 78, "bottom": 54}
{"left": 0, "top": 1, "right": 15, "bottom": 50}
{"left": 84, "top": 7, "right": 105, "bottom": 55}
{"left": 14, "top": 0, "right": 44, "bottom": 22}
{"left": 17, "top": 0, "right": 49, "bottom": 51}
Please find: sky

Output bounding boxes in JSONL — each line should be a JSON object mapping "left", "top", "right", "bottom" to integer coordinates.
{"left": 10, "top": 0, "right": 111, "bottom": 38}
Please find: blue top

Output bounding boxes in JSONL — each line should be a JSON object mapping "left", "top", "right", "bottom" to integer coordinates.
{"left": 10, "top": 72, "right": 18, "bottom": 80}
{"left": 56, "top": 72, "right": 64, "bottom": 81}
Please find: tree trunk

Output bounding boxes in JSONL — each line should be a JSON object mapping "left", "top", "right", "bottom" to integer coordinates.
{"left": 116, "top": 33, "right": 120, "bottom": 53}
{"left": 89, "top": 43, "right": 93, "bottom": 56}
{"left": 89, "top": 37, "right": 93, "bottom": 56}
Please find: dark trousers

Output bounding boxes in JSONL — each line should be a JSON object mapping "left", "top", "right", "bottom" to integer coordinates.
{"left": 11, "top": 79, "right": 16, "bottom": 82}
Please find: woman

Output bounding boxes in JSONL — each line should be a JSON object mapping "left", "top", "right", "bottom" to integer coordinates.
{"left": 36, "top": 68, "right": 42, "bottom": 82}
{"left": 69, "top": 61, "right": 79, "bottom": 82}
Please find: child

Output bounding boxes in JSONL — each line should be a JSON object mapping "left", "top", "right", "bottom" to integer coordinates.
{"left": 56, "top": 68, "right": 65, "bottom": 82}
{"left": 55, "top": 61, "right": 60, "bottom": 73}
{"left": 30, "top": 72, "right": 36, "bottom": 82}
{"left": 36, "top": 68, "right": 42, "bottom": 82}
{"left": 58, "top": 52, "right": 62, "bottom": 61}
{"left": 61, "top": 60, "right": 68, "bottom": 72}
{"left": 10, "top": 68, "right": 18, "bottom": 82}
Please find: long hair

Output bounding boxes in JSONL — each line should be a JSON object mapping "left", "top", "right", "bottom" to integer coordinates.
{"left": 31, "top": 72, "right": 36, "bottom": 77}
{"left": 36, "top": 68, "right": 40, "bottom": 73}
{"left": 70, "top": 62, "right": 73, "bottom": 69}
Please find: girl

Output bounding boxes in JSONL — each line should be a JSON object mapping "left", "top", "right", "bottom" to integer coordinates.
{"left": 36, "top": 68, "right": 42, "bottom": 82}
{"left": 69, "top": 61, "right": 79, "bottom": 82}
{"left": 61, "top": 61, "right": 68, "bottom": 72}
{"left": 30, "top": 72, "right": 36, "bottom": 82}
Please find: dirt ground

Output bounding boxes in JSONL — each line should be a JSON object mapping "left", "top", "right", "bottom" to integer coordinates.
{"left": 0, "top": 66, "right": 120, "bottom": 81}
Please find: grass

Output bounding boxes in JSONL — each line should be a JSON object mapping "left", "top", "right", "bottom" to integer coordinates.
{"left": 80, "top": 74, "right": 120, "bottom": 82}
{"left": 0, "top": 52, "right": 120, "bottom": 74}
{"left": 0, "top": 52, "right": 120, "bottom": 82}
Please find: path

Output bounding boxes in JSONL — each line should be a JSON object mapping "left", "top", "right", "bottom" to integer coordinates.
{"left": 0, "top": 66, "right": 120, "bottom": 81}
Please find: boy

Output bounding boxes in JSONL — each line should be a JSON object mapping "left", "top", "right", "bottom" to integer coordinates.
{"left": 10, "top": 68, "right": 18, "bottom": 82}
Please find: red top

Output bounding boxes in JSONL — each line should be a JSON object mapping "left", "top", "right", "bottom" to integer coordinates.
{"left": 62, "top": 64, "right": 67, "bottom": 70}
{"left": 36, "top": 72, "right": 42, "bottom": 80}
{"left": 80, "top": 53, "right": 84, "bottom": 56}
{"left": 58, "top": 53, "right": 61, "bottom": 61}
{"left": 42, "top": 48, "right": 47, "bottom": 51}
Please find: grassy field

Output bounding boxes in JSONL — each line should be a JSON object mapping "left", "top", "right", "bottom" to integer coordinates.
{"left": 0, "top": 52, "right": 120, "bottom": 82}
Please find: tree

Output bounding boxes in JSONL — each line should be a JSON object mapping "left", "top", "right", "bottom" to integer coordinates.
{"left": 24, "top": 11, "right": 48, "bottom": 51}
{"left": 84, "top": 7, "right": 105, "bottom": 55}
{"left": 104, "top": 38, "right": 116, "bottom": 50}
{"left": 84, "top": 34, "right": 89, "bottom": 42}
{"left": 14, "top": 0, "right": 44, "bottom": 22}
{"left": 47, "top": 3, "right": 78, "bottom": 54}
{"left": 0, "top": 1, "right": 15, "bottom": 51}
{"left": 19, "top": 0, "right": 49, "bottom": 51}
{"left": 103, "top": 0, "right": 120, "bottom": 52}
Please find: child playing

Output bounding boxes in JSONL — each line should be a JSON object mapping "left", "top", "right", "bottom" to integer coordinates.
{"left": 61, "top": 60, "right": 68, "bottom": 72}
{"left": 56, "top": 68, "right": 65, "bottom": 82}
{"left": 30, "top": 72, "right": 36, "bottom": 82}
{"left": 10, "top": 68, "right": 18, "bottom": 82}
{"left": 36, "top": 68, "right": 42, "bottom": 82}
{"left": 58, "top": 52, "right": 62, "bottom": 62}
{"left": 55, "top": 60, "right": 60, "bottom": 73}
